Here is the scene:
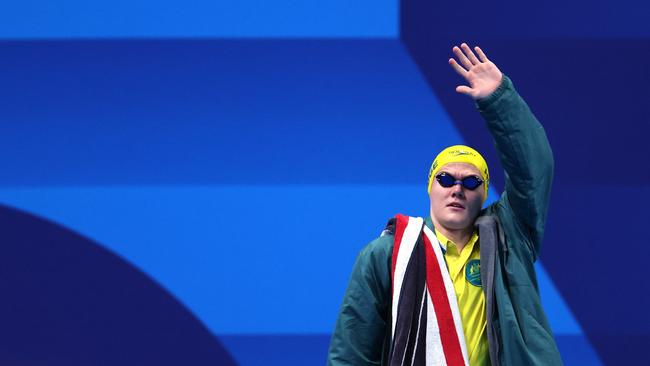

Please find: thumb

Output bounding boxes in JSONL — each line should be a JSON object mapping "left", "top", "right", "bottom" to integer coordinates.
{"left": 455, "top": 85, "right": 475, "bottom": 97}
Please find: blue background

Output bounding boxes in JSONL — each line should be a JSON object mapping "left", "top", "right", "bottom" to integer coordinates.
{"left": 0, "top": 1, "right": 647, "bottom": 365}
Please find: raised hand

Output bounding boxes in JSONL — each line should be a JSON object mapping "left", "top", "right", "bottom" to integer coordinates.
{"left": 449, "top": 43, "right": 503, "bottom": 100}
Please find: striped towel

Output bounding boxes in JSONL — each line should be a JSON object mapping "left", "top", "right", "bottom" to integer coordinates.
{"left": 388, "top": 214, "right": 469, "bottom": 366}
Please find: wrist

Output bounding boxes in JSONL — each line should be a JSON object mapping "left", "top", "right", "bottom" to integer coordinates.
{"left": 476, "top": 74, "right": 509, "bottom": 108}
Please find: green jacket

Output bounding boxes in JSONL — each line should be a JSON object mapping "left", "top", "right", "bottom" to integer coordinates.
{"left": 327, "top": 76, "right": 563, "bottom": 366}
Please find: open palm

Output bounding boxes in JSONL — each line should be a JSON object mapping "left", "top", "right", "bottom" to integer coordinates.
{"left": 449, "top": 43, "right": 503, "bottom": 100}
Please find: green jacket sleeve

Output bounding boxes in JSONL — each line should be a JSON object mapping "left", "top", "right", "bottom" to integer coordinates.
{"left": 327, "top": 235, "right": 393, "bottom": 366}
{"left": 476, "top": 75, "right": 554, "bottom": 259}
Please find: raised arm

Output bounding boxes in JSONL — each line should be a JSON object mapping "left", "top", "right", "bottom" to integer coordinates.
{"left": 449, "top": 43, "right": 554, "bottom": 258}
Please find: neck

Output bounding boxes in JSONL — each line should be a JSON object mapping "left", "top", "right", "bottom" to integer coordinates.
{"left": 430, "top": 218, "right": 473, "bottom": 252}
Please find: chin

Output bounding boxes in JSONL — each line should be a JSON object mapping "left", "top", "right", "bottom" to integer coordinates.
{"left": 440, "top": 218, "right": 472, "bottom": 230}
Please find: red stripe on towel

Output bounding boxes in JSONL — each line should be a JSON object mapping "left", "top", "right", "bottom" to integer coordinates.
{"left": 423, "top": 233, "right": 465, "bottom": 366}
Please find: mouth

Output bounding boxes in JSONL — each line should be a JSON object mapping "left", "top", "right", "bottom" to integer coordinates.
{"left": 446, "top": 202, "right": 465, "bottom": 210}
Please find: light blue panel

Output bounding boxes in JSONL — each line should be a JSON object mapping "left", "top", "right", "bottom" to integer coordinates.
{"left": 0, "top": 0, "right": 397, "bottom": 39}
{"left": 555, "top": 335, "right": 604, "bottom": 366}
{"left": 219, "top": 334, "right": 332, "bottom": 366}
{"left": 0, "top": 186, "right": 426, "bottom": 334}
{"left": 535, "top": 262, "right": 581, "bottom": 334}
{"left": 0, "top": 185, "right": 575, "bottom": 336}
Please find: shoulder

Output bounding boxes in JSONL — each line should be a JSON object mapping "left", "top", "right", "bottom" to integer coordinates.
{"left": 356, "top": 215, "right": 400, "bottom": 262}
{"left": 482, "top": 194, "right": 538, "bottom": 261}
{"left": 354, "top": 214, "right": 428, "bottom": 272}
{"left": 480, "top": 198, "right": 520, "bottom": 244}
{"left": 357, "top": 233, "right": 394, "bottom": 268}
{"left": 342, "top": 231, "right": 394, "bottom": 308}
{"left": 482, "top": 196, "right": 517, "bottom": 234}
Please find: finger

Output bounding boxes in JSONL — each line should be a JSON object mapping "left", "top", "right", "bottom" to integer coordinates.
{"left": 448, "top": 58, "right": 467, "bottom": 76}
{"left": 461, "top": 43, "right": 480, "bottom": 65}
{"left": 474, "top": 46, "right": 489, "bottom": 63}
{"left": 452, "top": 46, "right": 473, "bottom": 70}
{"left": 455, "top": 85, "right": 474, "bottom": 96}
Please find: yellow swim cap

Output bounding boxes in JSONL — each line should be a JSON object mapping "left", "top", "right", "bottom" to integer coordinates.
{"left": 427, "top": 145, "right": 490, "bottom": 200}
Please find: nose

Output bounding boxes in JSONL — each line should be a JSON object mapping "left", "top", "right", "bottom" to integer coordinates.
{"left": 451, "top": 183, "right": 465, "bottom": 198}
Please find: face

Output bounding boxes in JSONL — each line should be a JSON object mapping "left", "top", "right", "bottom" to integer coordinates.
{"left": 429, "top": 162, "right": 484, "bottom": 232}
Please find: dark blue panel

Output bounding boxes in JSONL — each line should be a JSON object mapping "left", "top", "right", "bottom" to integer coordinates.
{"left": 0, "top": 39, "right": 452, "bottom": 186}
{"left": 400, "top": 0, "right": 650, "bottom": 38}
{"left": 0, "top": 204, "right": 236, "bottom": 365}
{"left": 544, "top": 186, "right": 650, "bottom": 365}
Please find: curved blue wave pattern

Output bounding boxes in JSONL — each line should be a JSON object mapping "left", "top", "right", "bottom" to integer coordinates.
{"left": 0, "top": 204, "right": 237, "bottom": 365}
{"left": 0, "top": 21, "right": 608, "bottom": 366}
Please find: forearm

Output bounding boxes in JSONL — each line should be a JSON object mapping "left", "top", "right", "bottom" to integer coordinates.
{"left": 477, "top": 75, "right": 554, "bottom": 253}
